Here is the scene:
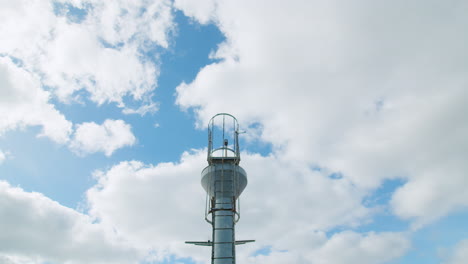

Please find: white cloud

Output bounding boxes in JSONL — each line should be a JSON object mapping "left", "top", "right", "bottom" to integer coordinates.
{"left": 0, "top": 57, "right": 72, "bottom": 143}
{"left": 0, "top": 1, "right": 56, "bottom": 61}
{"left": 443, "top": 239, "right": 468, "bottom": 264}
{"left": 173, "top": 0, "right": 216, "bottom": 24}
{"left": 85, "top": 150, "right": 409, "bottom": 263}
{"left": 0, "top": 150, "right": 12, "bottom": 164}
{"left": 70, "top": 119, "right": 136, "bottom": 156}
{"left": 174, "top": 0, "right": 468, "bottom": 227}
{"left": 83, "top": 0, "right": 173, "bottom": 49}
{"left": 391, "top": 166, "right": 468, "bottom": 229}
{"left": 0, "top": 150, "right": 6, "bottom": 164}
{"left": 86, "top": 150, "right": 211, "bottom": 263}
{"left": 0, "top": 0, "right": 175, "bottom": 112}
{"left": 0, "top": 0, "right": 177, "bottom": 149}
{"left": 0, "top": 254, "right": 37, "bottom": 264}
{"left": 241, "top": 231, "right": 410, "bottom": 264}
{"left": 122, "top": 102, "right": 159, "bottom": 116}
{"left": 0, "top": 180, "right": 140, "bottom": 264}
{"left": 311, "top": 231, "right": 410, "bottom": 264}
{"left": 39, "top": 21, "right": 158, "bottom": 107}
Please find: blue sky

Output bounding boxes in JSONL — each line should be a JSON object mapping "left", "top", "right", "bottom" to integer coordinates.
{"left": 1, "top": 1, "right": 468, "bottom": 264}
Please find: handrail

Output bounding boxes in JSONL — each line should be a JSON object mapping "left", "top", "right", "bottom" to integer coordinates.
{"left": 207, "top": 113, "right": 241, "bottom": 161}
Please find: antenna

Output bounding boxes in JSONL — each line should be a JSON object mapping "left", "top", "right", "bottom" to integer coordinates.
{"left": 186, "top": 113, "right": 254, "bottom": 264}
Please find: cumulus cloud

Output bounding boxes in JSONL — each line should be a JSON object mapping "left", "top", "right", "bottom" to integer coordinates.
{"left": 70, "top": 119, "right": 136, "bottom": 156}
{"left": 443, "top": 239, "right": 468, "bottom": 264}
{"left": 173, "top": 0, "right": 216, "bottom": 24}
{"left": 87, "top": 150, "right": 211, "bottom": 262}
{"left": 0, "top": 150, "right": 7, "bottom": 164}
{"left": 241, "top": 231, "right": 410, "bottom": 264}
{"left": 46, "top": 0, "right": 174, "bottom": 108}
{"left": 0, "top": 0, "right": 174, "bottom": 112}
{"left": 0, "top": 254, "right": 36, "bottom": 264}
{"left": 84, "top": 150, "right": 411, "bottom": 263}
{"left": 174, "top": 0, "right": 468, "bottom": 227}
{"left": 311, "top": 231, "right": 410, "bottom": 264}
{"left": 39, "top": 22, "right": 157, "bottom": 107}
{"left": 0, "top": 57, "right": 72, "bottom": 143}
{"left": 0, "top": 180, "right": 140, "bottom": 264}
{"left": 0, "top": 0, "right": 177, "bottom": 150}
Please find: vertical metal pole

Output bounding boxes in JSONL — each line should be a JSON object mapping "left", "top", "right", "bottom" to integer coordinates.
{"left": 188, "top": 114, "right": 253, "bottom": 263}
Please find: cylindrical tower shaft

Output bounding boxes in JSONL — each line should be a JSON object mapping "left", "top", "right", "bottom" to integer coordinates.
{"left": 210, "top": 163, "right": 237, "bottom": 264}
{"left": 212, "top": 199, "right": 235, "bottom": 262}
{"left": 185, "top": 114, "right": 253, "bottom": 264}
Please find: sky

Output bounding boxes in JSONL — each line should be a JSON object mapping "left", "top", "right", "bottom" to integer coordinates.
{"left": 0, "top": 0, "right": 468, "bottom": 264}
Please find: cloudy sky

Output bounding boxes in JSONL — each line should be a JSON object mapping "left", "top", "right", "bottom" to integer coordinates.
{"left": 1, "top": 0, "right": 468, "bottom": 263}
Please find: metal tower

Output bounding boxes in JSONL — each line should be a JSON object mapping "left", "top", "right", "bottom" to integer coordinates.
{"left": 186, "top": 113, "right": 254, "bottom": 264}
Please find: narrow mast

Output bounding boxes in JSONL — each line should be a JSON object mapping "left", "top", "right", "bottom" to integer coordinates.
{"left": 186, "top": 113, "right": 254, "bottom": 264}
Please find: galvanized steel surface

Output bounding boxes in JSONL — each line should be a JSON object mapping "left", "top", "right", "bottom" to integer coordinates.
{"left": 201, "top": 163, "right": 247, "bottom": 199}
{"left": 186, "top": 114, "right": 253, "bottom": 264}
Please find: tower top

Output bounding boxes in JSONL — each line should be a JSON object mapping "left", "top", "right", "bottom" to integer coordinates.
{"left": 186, "top": 113, "right": 254, "bottom": 263}
{"left": 207, "top": 113, "right": 240, "bottom": 165}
